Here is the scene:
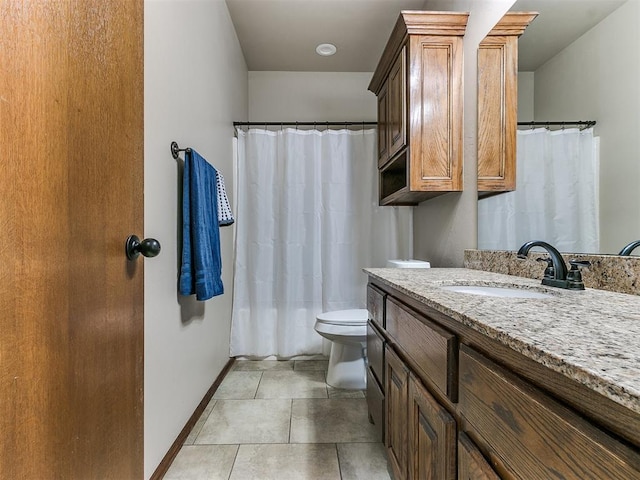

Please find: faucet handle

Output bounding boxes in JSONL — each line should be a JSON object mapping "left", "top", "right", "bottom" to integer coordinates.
{"left": 567, "top": 260, "right": 590, "bottom": 290}
{"left": 536, "top": 257, "right": 555, "bottom": 279}
{"left": 569, "top": 260, "right": 591, "bottom": 268}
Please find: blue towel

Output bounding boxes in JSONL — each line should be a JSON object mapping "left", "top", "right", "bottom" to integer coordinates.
{"left": 179, "top": 149, "right": 224, "bottom": 300}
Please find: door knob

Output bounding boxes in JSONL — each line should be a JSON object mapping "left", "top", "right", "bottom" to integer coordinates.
{"left": 125, "top": 235, "right": 161, "bottom": 260}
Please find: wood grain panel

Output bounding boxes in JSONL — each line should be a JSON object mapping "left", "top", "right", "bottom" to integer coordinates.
{"left": 459, "top": 346, "right": 640, "bottom": 479}
{"left": 458, "top": 432, "right": 501, "bottom": 480}
{"left": 477, "top": 36, "right": 517, "bottom": 192}
{"left": 386, "top": 297, "right": 457, "bottom": 400}
{"left": 1, "top": 3, "right": 73, "bottom": 477}
{"left": 386, "top": 346, "right": 409, "bottom": 480}
{"left": 367, "top": 321, "right": 385, "bottom": 386}
{"left": 366, "top": 368, "right": 385, "bottom": 443}
{"left": 388, "top": 47, "right": 406, "bottom": 159}
{"left": 477, "top": 12, "right": 537, "bottom": 194}
{"left": 409, "top": 35, "right": 463, "bottom": 192}
{"left": 0, "top": 1, "right": 143, "bottom": 478}
{"left": 408, "top": 374, "right": 456, "bottom": 480}
{"left": 367, "top": 283, "right": 386, "bottom": 328}
{"left": 377, "top": 80, "right": 390, "bottom": 167}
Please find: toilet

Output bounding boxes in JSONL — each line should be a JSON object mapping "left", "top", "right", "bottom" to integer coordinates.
{"left": 314, "top": 259, "right": 430, "bottom": 390}
{"left": 314, "top": 309, "right": 369, "bottom": 389}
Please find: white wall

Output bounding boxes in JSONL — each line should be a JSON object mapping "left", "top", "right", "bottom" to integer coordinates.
{"left": 413, "top": 0, "right": 517, "bottom": 267}
{"left": 144, "top": 1, "right": 247, "bottom": 478}
{"left": 518, "top": 71, "right": 535, "bottom": 121}
{"left": 248, "top": 71, "right": 376, "bottom": 121}
{"left": 533, "top": 0, "right": 640, "bottom": 254}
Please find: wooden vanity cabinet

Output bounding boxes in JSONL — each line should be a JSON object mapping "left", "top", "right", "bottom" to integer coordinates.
{"left": 369, "top": 12, "right": 468, "bottom": 206}
{"left": 477, "top": 12, "right": 537, "bottom": 195}
{"left": 368, "top": 278, "right": 640, "bottom": 480}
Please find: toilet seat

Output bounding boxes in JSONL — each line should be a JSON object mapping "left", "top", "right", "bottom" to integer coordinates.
{"left": 315, "top": 309, "right": 368, "bottom": 326}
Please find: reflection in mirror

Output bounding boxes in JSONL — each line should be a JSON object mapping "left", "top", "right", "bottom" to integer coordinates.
{"left": 477, "top": 0, "right": 639, "bottom": 255}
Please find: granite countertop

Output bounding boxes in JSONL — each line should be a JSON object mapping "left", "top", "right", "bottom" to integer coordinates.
{"left": 364, "top": 267, "right": 640, "bottom": 415}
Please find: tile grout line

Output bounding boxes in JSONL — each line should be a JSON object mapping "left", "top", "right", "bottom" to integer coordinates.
{"left": 288, "top": 398, "right": 293, "bottom": 443}
{"left": 335, "top": 443, "right": 343, "bottom": 480}
{"left": 226, "top": 444, "right": 241, "bottom": 480}
{"left": 253, "top": 371, "right": 264, "bottom": 399}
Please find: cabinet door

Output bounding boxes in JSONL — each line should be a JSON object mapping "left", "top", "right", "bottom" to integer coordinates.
{"left": 367, "top": 368, "right": 385, "bottom": 442}
{"left": 477, "top": 13, "right": 536, "bottom": 194}
{"left": 477, "top": 35, "right": 517, "bottom": 193}
{"left": 408, "top": 34, "right": 463, "bottom": 193}
{"left": 377, "top": 80, "right": 390, "bottom": 167}
{"left": 385, "top": 346, "right": 409, "bottom": 480}
{"left": 458, "top": 433, "right": 501, "bottom": 480}
{"left": 367, "top": 321, "right": 385, "bottom": 385}
{"left": 408, "top": 374, "right": 456, "bottom": 480}
{"left": 388, "top": 46, "right": 406, "bottom": 159}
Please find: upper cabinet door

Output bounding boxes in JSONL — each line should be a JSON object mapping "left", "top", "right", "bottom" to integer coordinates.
{"left": 369, "top": 11, "right": 469, "bottom": 206}
{"left": 388, "top": 47, "right": 407, "bottom": 161}
{"left": 377, "top": 79, "right": 390, "bottom": 167}
{"left": 477, "top": 12, "right": 537, "bottom": 195}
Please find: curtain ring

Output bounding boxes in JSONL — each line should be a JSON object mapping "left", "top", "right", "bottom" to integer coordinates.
{"left": 295, "top": 121, "right": 298, "bottom": 131}
{"left": 280, "top": 122, "right": 283, "bottom": 131}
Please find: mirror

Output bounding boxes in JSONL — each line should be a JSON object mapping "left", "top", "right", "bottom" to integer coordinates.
{"left": 477, "top": 0, "right": 639, "bottom": 255}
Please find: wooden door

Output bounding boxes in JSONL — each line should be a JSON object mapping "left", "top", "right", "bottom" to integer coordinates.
{"left": 385, "top": 346, "right": 409, "bottom": 480}
{"left": 408, "top": 374, "right": 456, "bottom": 480}
{"left": 0, "top": 1, "right": 144, "bottom": 478}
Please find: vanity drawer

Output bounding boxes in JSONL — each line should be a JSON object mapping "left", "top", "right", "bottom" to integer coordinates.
{"left": 459, "top": 345, "right": 640, "bottom": 479}
{"left": 386, "top": 297, "right": 457, "bottom": 401}
{"left": 367, "top": 284, "right": 386, "bottom": 328}
{"left": 367, "top": 321, "right": 385, "bottom": 386}
{"left": 366, "top": 368, "right": 384, "bottom": 442}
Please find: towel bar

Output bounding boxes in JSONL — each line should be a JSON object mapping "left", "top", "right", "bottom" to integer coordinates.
{"left": 171, "top": 141, "right": 192, "bottom": 159}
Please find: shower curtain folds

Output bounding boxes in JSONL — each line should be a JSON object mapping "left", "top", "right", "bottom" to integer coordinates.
{"left": 478, "top": 127, "right": 599, "bottom": 253}
{"left": 231, "top": 127, "right": 412, "bottom": 358}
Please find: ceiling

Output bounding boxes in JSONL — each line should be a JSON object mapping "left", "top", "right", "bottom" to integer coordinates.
{"left": 225, "top": 0, "right": 627, "bottom": 73}
{"left": 511, "top": 0, "right": 626, "bottom": 71}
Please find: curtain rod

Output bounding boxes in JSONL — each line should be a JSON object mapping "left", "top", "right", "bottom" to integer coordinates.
{"left": 518, "top": 121, "right": 596, "bottom": 129}
{"left": 233, "top": 121, "right": 377, "bottom": 127}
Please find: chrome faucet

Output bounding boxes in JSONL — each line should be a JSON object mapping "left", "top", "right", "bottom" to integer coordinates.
{"left": 619, "top": 240, "right": 640, "bottom": 256}
{"left": 517, "top": 240, "right": 589, "bottom": 290}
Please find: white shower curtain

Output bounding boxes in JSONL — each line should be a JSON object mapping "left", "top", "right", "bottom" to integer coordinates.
{"left": 478, "top": 127, "right": 599, "bottom": 253}
{"left": 231, "top": 128, "right": 412, "bottom": 358}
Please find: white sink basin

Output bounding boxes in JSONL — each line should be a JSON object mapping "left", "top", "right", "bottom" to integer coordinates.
{"left": 440, "top": 285, "right": 552, "bottom": 299}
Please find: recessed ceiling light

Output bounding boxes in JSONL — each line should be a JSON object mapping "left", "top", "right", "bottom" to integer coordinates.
{"left": 316, "top": 43, "right": 337, "bottom": 56}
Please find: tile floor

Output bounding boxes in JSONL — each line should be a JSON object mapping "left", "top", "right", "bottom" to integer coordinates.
{"left": 164, "top": 359, "right": 392, "bottom": 480}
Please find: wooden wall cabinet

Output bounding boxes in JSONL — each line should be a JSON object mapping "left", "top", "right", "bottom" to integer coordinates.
{"left": 477, "top": 13, "right": 537, "bottom": 195}
{"left": 369, "top": 12, "right": 469, "bottom": 206}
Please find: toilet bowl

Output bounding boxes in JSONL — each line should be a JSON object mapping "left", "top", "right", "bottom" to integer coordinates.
{"left": 314, "top": 259, "right": 429, "bottom": 390}
{"left": 314, "top": 309, "right": 368, "bottom": 389}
